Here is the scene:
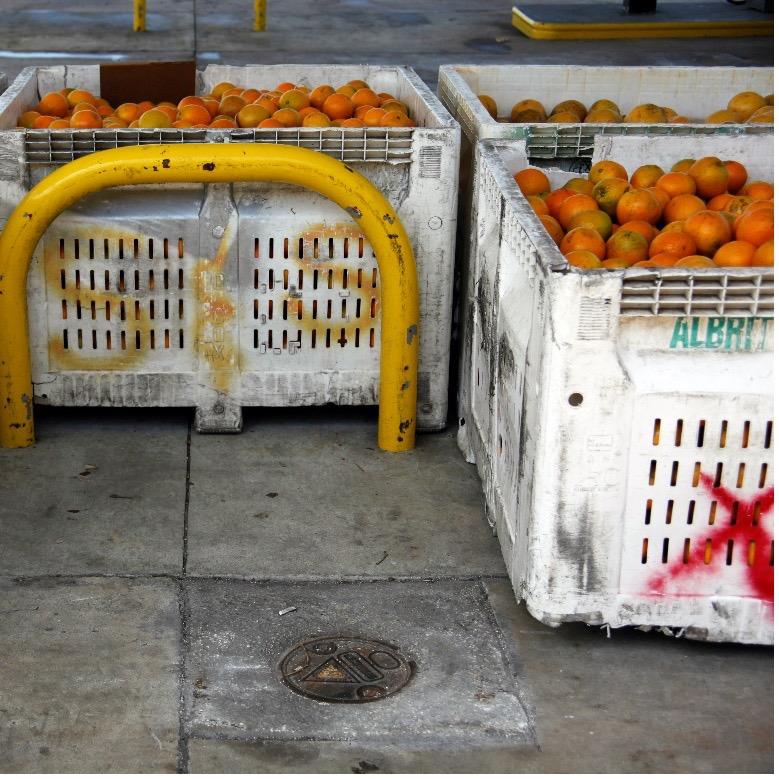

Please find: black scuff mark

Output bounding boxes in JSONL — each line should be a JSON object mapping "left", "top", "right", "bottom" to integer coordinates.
{"left": 346, "top": 206, "right": 362, "bottom": 219}
{"left": 406, "top": 324, "right": 417, "bottom": 344}
{"left": 202, "top": 162, "right": 216, "bottom": 171}
{"left": 161, "top": 158, "right": 171, "bottom": 169}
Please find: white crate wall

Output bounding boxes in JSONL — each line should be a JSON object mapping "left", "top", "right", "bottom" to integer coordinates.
{"left": 0, "top": 64, "right": 460, "bottom": 432}
{"left": 459, "top": 135, "right": 774, "bottom": 644}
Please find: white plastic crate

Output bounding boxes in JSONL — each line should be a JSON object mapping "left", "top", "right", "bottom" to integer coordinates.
{"left": 438, "top": 64, "right": 774, "bottom": 160}
{"left": 0, "top": 64, "right": 459, "bottom": 431}
{"left": 459, "top": 134, "right": 774, "bottom": 644}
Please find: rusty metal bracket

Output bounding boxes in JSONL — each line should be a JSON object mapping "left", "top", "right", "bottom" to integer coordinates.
{"left": 0, "top": 144, "right": 419, "bottom": 451}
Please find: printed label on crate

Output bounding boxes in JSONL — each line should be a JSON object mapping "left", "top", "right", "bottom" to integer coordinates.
{"left": 668, "top": 316, "right": 773, "bottom": 352}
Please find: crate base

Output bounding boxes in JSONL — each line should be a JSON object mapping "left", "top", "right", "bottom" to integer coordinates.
{"left": 512, "top": 3, "right": 774, "bottom": 39}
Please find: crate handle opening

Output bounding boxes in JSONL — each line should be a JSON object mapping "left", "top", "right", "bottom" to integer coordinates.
{"left": 0, "top": 143, "right": 419, "bottom": 452}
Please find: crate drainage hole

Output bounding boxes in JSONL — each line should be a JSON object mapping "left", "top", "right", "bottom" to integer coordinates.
{"left": 279, "top": 636, "right": 413, "bottom": 703}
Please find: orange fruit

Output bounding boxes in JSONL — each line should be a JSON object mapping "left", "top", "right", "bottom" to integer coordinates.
{"left": 201, "top": 97, "right": 220, "bottom": 117}
{"left": 616, "top": 189, "right": 662, "bottom": 225}
{"left": 589, "top": 160, "right": 628, "bottom": 184}
{"left": 17, "top": 111, "right": 40, "bottom": 129}
{"left": 592, "top": 177, "right": 631, "bottom": 218}
{"left": 675, "top": 255, "right": 716, "bottom": 268}
{"left": 649, "top": 231, "right": 697, "bottom": 259}
{"left": 302, "top": 111, "right": 331, "bottom": 127}
{"left": 354, "top": 105, "right": 373, "bottom": 120}
{"left": 568, "top": 209, "right": 612, "bottom": 240}
{"left": 347, "top": 79, "right": 370, "bottom": 89}
{"left": 341, "top": 118, "right": 366, "bottom": 127}
{"left": 602, "top": 258, "right": 632, "bottom": 269}
{"left": 547, "top": 111, "right": 581, "bottom": 123}
{"left": 742, "top": 180, "right": 774, "bottom": 201}
{"left": 630, "top": 164, "right": 664, "bottom": 189}
{"left": 563, "top": 177, "right": 594, "bottom": 196}
{"left": 478, "top": 94, "right": 498, "bottom": 118}
{"left": 584, "top": 108, "right": 622, "bottom": 123}
{"left": 724, "top": 160, "right": 748, "bottom": 193}
{"left": 558, "top": 194, "right": 599, "bottom": 230}
{"left": 180, "top": 104, "right": 212, "bottom": 125}
{"left": 351, "top": 88, "right": 381, "bottom": 109}
{"left": 643, "top": 253, "right": 680, "bottom": 268}
{"left": 210, "top": 117, "right": 238, "bottom": 128}
{"left": 137, "top": 108, "right": 172, "bottom": 129}
{"left": 589, "top": 98, "right": 620, "bottom": 114}
{"left": 545, "top": 188, "right": 575, "bottom": 220}
{"left": 336, "top": 84, "right": 358, "bottom": 97}
{"left": 322, "top": 93, "right": 354, "bottom": 121}
{"left": 211, "top": 82, "right": 236, "bottom": 98}
{"left": 707, "top": 193, "right": 736, "bottom": 211}
{"left": 236, "top": 104, "right": 271, "bottom": 127}
{"left": 383, "top": 110, "right": 413, "bottom": 127}
{"left": 279, "top": 89, "right": 310, "bottom": 111}
{"left": 540, "top": 215, "right": 564, "bottom": 245}
{"left": 647, "top": 186, "right": 670, "bottom": 211}
{"left": 752, "top": 240, "right": 774, "bottom": 267}
{"left": 36, "top": 91, "right": 69, "bottom": 118}
{"left": 380, "top": 100, "right": 409, "bottom": 116}
{"left": 688, "top": 157, "right": 729, "bottom": 199}
{"left": 72, "top": 101, "right": 100, "bottom": 116}
{"left": 272, "top": 108, "right": 301, "bottom": 127}
{"left": 298, "top": 106, "right": 320, "bottom": 119}
{"left": 661, "top": 220, "right": 686, "bottom": 234}
{"left": 222, "top": 88, "right": 243, "bottom": 98}
{"left": 48, "top": 118, "right": 70, "bottom": 129}
{"left": 114, "top": 103, "right": 139, "bottom": 123}
{"left": 656, "top": 172, "right": 696, "bottom": 198}
{"left": 551, "top": 99, "right": 587, "bottom": 120}
{"left": 617, "top": 220, "right": 657, "bottom": 243}
{"left": 240, "top": 89, "right": 262, "bottom": 103}
{"left": 257, "top": 118, "right": 283, "bottom": 128}
{"left": 363, "top": 107, "right": 388, "bottom": 126}
{"left": 565, "top": 250, "right": 602, "bottom": 269}
{"left": 664, "top": 193, "right": 706, "bottom": 223}
{"left": 275, "top": 81, "right": 296, "bottom": 93}
{"left": 683, "top": 210, "right": 732, "bottom": 256}
{"left": 712, "top": 240, "right": 756, "bottom": 267}
{"left": 672, "top": 159, "right": 695, "bottom": 173}
{"left": 706, "top": 109, "right": 740, "bottom": 124}
{"left": 178, "top": 96, "right": 206, "bottom": 111}
{"left": 32, "top": 115, "right": 55, "bottom": 128}
{"left": 606, "top": 230, "right": 648, "bottom": 264}
{"left": 735, "top": 208, "right": 773, "bottom": 246}
{"left": 514, "top": 168, "right": 551, "bottom": 197}
{"left": 309, "top": 85, "right": 335, "bottom": 109}
{"left": 69, "top": 109, "right": 103, "bottom": 129}
{"left": 728, "top": 91, "right": 767, "bottom": 122}
{"left": 527, "top": 195, "right": 549, "bottom": 217}
{"left": 625, "top": 103, "right": 667, "bottom": 123}
{"left": 510, "top": 99, "right": 547, "bottom": 122}
{"left": 66, "top": 89, "right": 97, "bottom": 108}
{"left": 560, "top": 227, "right": 606, "bottom": 259}
{"left": 219, "top": 95, "right": 247, "bottom": 117}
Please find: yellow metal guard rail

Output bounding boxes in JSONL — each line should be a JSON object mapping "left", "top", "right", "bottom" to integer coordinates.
{"left": 0, "top": 144, "right": 419, "bottom": 451}
{"left": 133, "top": 0, "right": 266, "bottom": 31}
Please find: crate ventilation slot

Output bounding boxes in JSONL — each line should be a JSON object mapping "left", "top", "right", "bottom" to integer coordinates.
{"left": 419, "top": 146, "right": 443, "bottom": 178}
{"left": 577, "top": 297, "right": 612, "bottom": 340}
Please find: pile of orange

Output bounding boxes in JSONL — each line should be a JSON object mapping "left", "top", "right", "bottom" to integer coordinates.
{"left": 514, "top": 156, "right": 774, "bottom": 270}
{"left": 479, "top": 91, "right": 773, "bottom": 125}
{"left": 17, "top": 79, "right": 416, "bottom": 130}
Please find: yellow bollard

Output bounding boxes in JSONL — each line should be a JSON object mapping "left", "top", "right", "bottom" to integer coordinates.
{"left": 253, "top": 0, "right": 267, "bottom": 31}
{"left": 133, "top": 0, "right": 146, "bottom": 31}
{"left": 0, "top": 144, "right": 419, "bottom": 452}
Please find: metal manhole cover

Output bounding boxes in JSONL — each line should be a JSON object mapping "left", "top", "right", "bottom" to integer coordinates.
{"left": 280, "top": 636, "right": 413, "bottom": 703}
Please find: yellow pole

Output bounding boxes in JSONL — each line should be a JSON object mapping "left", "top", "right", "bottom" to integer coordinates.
{"left": 133, "top": 0, "right": 146, "bottom": 31}
{"left": 0, "top": 144, "right": 418, "bottom": 452}
{"left": 253, "top": 0, "right": 267, "bottom": 31}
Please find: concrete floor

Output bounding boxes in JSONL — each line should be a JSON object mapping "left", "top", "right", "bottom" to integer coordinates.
{"left": 0, "top": 408, "right": 773, "bottom": 773}
{"left": 0, "top": 0, "right": 774, "bottom": 773}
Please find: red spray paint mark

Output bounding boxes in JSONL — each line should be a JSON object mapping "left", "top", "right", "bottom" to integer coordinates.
{"left": 648, "top": 473, "right": 774, "bottom": 602}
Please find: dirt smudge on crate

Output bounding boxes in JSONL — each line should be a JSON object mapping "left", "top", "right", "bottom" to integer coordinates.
{"left": 195, "top": 222, "right": 239, "bottom": 392}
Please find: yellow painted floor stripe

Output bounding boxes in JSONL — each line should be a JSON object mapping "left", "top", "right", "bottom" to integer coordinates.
{"left": 512, "top": 6, "right": 773, "bottom": 40}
